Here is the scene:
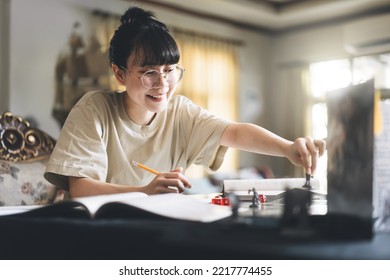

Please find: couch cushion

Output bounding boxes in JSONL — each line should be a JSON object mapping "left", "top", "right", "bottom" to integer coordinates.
{"left": 0, "top": 159, "right": 64, "bottom": 206}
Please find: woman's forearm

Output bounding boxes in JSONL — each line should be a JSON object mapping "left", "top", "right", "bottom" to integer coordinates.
{"left": 220, "top": 122, "right": 293, "bottom": 157}
{"left": 69, "top": 177, "right": 144, "bottom": 198}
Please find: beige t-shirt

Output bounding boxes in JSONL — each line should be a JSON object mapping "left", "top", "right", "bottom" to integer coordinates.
{"left": 44, "top": 91, "right": 231, "bottom": 191}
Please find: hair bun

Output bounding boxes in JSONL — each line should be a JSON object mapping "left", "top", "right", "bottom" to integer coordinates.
{"left": 120, "top": 7, "right": 155, "bottom": 24}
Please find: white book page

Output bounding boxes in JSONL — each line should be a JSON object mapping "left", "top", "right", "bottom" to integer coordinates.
{"left": 74, "top": 192, "right": 231, "bottom": 222}
{"left": 0, "top": 205, "right": 42, "bottom": 216}
{"left": 123, "top": 193, "right": 232, "bottom": 222}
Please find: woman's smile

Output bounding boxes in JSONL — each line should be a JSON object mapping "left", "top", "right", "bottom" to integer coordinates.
{"left": 146, "top": 93, "right": 165, "bottom": 101}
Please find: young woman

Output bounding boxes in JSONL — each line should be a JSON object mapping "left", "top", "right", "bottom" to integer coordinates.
{"left": 44, "top": 7, "right": 325, "bottom": 198}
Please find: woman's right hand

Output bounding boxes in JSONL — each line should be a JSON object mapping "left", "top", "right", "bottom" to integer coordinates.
{"left": 142, "top": 167, "right": 192, "bottom": 195}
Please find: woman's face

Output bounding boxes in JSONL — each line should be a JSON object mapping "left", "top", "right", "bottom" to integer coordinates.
{"left": 118, "top": 63, "right": 179, "bottom": 125}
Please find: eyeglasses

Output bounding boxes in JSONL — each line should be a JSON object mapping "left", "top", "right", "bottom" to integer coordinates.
{"left": 122, "top": 65, "right": 185, "bottom": 90}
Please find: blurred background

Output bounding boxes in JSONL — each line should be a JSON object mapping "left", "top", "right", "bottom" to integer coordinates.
{"left": 1, "top": 0, "right": 390, "bottom": 188}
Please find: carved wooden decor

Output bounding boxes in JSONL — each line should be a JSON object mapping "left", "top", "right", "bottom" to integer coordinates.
{"left": 0, "top": 112, "right": 56, "bottom": 162}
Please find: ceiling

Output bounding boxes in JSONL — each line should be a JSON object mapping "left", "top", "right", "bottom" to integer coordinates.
{"left": 137, "top": 0, "right": 390, "bottom": 33}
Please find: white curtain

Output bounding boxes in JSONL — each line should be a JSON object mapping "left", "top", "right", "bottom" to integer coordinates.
{"left": 173, "top": 29, "right": 240, "bottom": 177}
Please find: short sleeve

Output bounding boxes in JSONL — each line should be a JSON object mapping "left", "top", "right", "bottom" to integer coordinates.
{"left": 176, "top": 97, "right": 231, "bottom": 171}
{"left": 44, "top": 99, "right": 108, "bottom": 191}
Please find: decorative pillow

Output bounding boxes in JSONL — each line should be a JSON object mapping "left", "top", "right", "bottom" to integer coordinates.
{"left": 0, "top": 158, "right": 64, "bottom": 206}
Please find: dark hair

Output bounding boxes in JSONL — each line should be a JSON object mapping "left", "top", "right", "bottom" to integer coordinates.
{"left": 109, "top": 7, "right": 180, "bottom": 68}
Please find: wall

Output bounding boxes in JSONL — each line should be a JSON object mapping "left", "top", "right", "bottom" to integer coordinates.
{"left": 10, "top": 0, "right": 93, "bottom": 137}
{"left": 0, "top": 0, "right": 10, "bottom": 113}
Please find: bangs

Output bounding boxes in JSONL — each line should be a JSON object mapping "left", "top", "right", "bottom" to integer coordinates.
{"left": 131, "top": 29, "right": 180, "bottom": 66}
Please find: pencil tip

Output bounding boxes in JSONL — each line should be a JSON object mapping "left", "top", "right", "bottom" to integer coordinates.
{"left": 131, "top": 160, "right": 137, "bottom": 166}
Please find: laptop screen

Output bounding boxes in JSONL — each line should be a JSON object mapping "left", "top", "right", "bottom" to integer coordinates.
{"left": 326, "top": 79, "right": 374, "bottom": 220}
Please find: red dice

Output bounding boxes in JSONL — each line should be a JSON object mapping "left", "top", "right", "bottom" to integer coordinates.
{"left": 211, "top": 196, "right": 231, "bottom": 206}
{"left": 259, "top": 194, "right": 266, "bottom": 203}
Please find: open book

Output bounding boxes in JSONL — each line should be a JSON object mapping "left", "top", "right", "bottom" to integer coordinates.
{"left": 1, "top": 192, "right": 232, "bottom": 223}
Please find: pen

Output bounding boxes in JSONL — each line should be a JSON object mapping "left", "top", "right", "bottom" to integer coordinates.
{"left": 131, "top": 160, "right": 160, "bottom": 175}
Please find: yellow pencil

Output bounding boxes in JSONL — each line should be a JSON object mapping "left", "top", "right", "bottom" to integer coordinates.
{"left": 131, "top": 160, "right": 160, "bottom": 175}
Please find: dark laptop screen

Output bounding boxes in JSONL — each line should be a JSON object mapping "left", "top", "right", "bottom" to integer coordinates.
{"left": 326, "top": 79, "right": 374, "bottom": 220}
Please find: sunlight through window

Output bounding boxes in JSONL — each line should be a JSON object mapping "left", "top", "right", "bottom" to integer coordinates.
{"left": 309, "top": 59, "right": 352, "bottom": 192}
